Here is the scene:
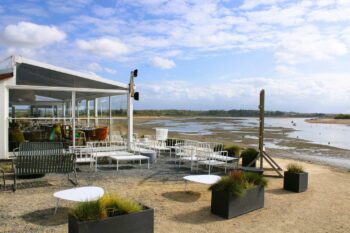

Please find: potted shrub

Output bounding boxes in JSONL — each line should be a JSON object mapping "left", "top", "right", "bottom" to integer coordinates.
{"left": 209, "top": 171, "right": 267, "bottom": 219}
{"left": 68, "top": 194, "right": 154, "bottom": 233}
{"left": 223, "top": 144, "right": 241, "bottom": 157}
{"left": 241, "top": 148, "right": 259, "bottom": 167}
{"left": 283, "top": 163, "right": 308, "bottom": 193}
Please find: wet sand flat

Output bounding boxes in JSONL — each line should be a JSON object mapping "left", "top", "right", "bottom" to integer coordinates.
{"left": 134, "top": 117, "right": 350, "bottom": 170}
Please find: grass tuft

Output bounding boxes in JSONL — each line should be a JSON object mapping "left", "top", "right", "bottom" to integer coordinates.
{"left": 287, "top": 163, "right": 305, "bottom": 173}
{"left": 69, "top": 201, "right": 103, "bottom": 221}
{"left": 209, "top": 171, "right": 268, "bottom": 197}
{"left": 70, "top": 194, "right": 144, "bottom": 221}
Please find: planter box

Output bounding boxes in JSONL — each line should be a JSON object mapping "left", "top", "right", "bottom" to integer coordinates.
{"left": 283, "top": 171, "right": 308, "bottom": 193}
{"left": 241, "top": 157, "right": 256, "bottom": 167}
{"left": 211, "top": 185, "right": 264, "bottom": 219}
{"left": 68, "top": 207, "right": 154, "bottom": 233}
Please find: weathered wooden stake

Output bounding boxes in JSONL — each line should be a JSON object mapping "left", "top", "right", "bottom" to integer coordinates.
{"left": 258, "top": 89, "right": 284, "bottom": 177}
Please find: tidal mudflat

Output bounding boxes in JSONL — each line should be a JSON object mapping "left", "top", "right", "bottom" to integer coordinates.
{"left": 135, "top": 117, "right": 350, "bottom": 170}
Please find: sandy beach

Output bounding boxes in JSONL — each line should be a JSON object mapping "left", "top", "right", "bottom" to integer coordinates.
{"left": 306, "top": 118, "right": 350, "bottom": 125}
{"left": 0, "top": 156, "right": 349, "bottom": 233}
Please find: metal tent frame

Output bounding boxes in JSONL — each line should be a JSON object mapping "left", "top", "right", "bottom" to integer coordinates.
{"left": 0, "top": 55, "right": 135, "bottom": 159}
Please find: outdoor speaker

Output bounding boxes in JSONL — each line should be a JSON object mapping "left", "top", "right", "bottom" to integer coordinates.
{"left": 133, "top": 69, "right": 138, "bottom": 77}
{"left": 134, "top": 92, "right": 139, "bottom": 100}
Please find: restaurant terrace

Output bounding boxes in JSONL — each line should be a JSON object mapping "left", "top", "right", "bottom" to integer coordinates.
{"left": 0, "top": 55, "right": 134, "bottom": 159}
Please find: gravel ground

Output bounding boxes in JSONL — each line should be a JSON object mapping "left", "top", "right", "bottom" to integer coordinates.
{"left": 1, "top": 154, "right": 350, "bottom": 233}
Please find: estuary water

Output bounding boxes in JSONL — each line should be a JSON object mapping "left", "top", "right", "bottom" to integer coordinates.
{"left": 141, "top": 117, "right": 350, "bottom": 151}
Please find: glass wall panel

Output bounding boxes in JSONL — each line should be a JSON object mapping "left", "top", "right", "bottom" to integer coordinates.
{"left": 111, "top": 95, "right": 127, "bottom": 117}
{"left": 8, "top": 89, "right": 128, "bottom": 151}
{"left": 75, "top": 92, "right": 128, "bottom": 144}
{"left": 9, "top": 90, "right": 72, "bottom": 118}
{"left": 8, "top": 119, "right": 73, "bottom": 151}
{"left": 8, "top": 90, "right": 72, "bottom": 151}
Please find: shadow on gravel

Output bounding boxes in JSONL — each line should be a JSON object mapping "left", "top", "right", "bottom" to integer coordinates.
{"left": 22, "top": 207, "right": 69, "bottom": 226}
{"left": 162, "top": 191, "right": 201, "bottom": 203}
{"left": 172, "top": 206, "right": 222, "bottom": 224}
{"left": 266, "top": 188, "right": 293, "bottom": 195}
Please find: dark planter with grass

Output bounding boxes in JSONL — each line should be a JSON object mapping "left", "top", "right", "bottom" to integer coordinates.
{"left": 241, "top": 148, "right": 258, "bottom": 167}
{"left": 68, "top": 207, "right": 154, "bottom": 233}
{"left": 211, "top": 185, "right": 264, "bottom": 219}
{"left": 283, "top": 172, "right": 308, "bottom": 193}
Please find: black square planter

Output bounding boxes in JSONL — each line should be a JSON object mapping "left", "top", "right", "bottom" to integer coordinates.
{"left": 241, "top": 157, "right": 256, "bottom": 167}
{"left": 283, "top": 171, "right": 308, "bottom": 193}
{"left": 211, "top": 185, "right": 264, "bottom": 219}
{"left": 68, "top": 207, "right": 154, "bottom": 233}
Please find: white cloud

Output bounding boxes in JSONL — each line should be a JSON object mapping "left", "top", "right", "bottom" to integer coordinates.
{"left": 47, "top": 0, "right": 93, "bottom": 14}
{"left": 308, "top": 5, "right": 350, "bottom": 22}
{"left": 92, "top": 6, "right": 115, "bottom": 17}
{"left": 240, "top": 0, "right": 288, "bottom": 10}
{"left": 76, "top": 37, "right": 129, "bottom": 58}
{"left": 140, "top": 73, "right": 350, "bottom": 112}
{"left": 245, "top": 5, "right": 307, "bottom": 26}
{"left": 275, "top": 65, "right": 298, "bottom": 76}
{"left": 15, "top": 4, "right": 48, "bottom": 17}
{"left": 275, "top": 26, "right": 347, "bottom": 64}
{"left": 87, "top": 62, "right": 117, "bottom": 74}
{"left": 150, "top": 57, "right": 175, "bottom": 69}
{"left": 0, "top": 22, "right": 66, "bottom": 48}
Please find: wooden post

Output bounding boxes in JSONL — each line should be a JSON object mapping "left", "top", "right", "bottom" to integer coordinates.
{"left": 256, "top": 89, "right": 284, "bottom": 177}
{"left": 259, "top": 89, "right": 265, "bottom": 169}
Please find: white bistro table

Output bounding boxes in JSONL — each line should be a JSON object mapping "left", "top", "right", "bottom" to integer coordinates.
{"left": 183, "top": 175, "right": 221, "bottom": 190}
{"left": 53, "top": 186, "right": 104, "bottom": 214}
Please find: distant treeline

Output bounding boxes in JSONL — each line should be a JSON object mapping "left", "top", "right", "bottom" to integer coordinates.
{"left": 334, "top": 114, "right": 350, "bottom": 119}
{"left": 134, "top": 109, "right": 328, "bottom": 117}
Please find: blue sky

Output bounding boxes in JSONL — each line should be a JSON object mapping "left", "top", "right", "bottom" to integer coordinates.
{"left": 1, "top": 0, "right": 350, "bottom": 113}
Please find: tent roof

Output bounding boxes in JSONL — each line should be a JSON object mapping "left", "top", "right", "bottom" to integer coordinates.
{"left": 1, "top": 55, "right": 128, "bottom": 90}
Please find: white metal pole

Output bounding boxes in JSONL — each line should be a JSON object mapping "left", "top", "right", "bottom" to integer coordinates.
{"left": 63, "top": 103, "right": 66, "bottom": 125}
{"left": 0, "top": 84, "right": 9, "bottom": 159}
{"left": 127, "top": 71, "right": 134, "bottom": 150}
{"left": 51, "top": 106, "right": 54, "bottom": 123}
{"left": 77, "top": 101, "right": 80, "bottom": 124}
{"left": 86, "top": 100, "right": 90, "bottom": 127}
{"left": 109, "top": 96, "right": 112, "bottom": 141}
{"left": 94, "top": 98, "right": 98, "bottom": 126}
{"left": 127, "top": 91, "right": 133, "bottom": 150}
{"left": 72, "top": 91, "right": 76, "bottom": 148}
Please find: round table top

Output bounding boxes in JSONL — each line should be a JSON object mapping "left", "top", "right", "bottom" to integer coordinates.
{"left": 54, "top": 186, "right": 104, "bottom": 202}
{"left": 183, "top": 175, "right": 221, "bottom": 185}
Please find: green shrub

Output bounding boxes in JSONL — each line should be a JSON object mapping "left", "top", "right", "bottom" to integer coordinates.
{"left": 209, "top": 176, "right": 246, "bottom": 197}
{"left": 0, "top": 163, "right": 13, "bottom": 173}
{"left": 241, "top": 148, "right": 259, "bottom": 161}
{"left": 334, "top": 114, "right": 350, "bottom": 119}
{"left": 99, "top": 194, "right": 143, "bottom": 216}
{"left": 70, "top": 201, "right": 103, "bottom": 221}
{"left": 209, "top": 171, "right": 268, "bottom": 197}
{"left": 244, "top": 172, "right": 268, "bottom": 187}
{"left": 287, "top": 163, "right": 305, "bottom": 173}
{"left": 70, "top": 194, "right": 144, "bottom": 221}
{"left": 224, "top": 144, "right": 241, "bottom": 157}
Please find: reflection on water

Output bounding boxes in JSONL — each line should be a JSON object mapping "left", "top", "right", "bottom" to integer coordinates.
{"left": 141, "top": 117, "right": 350, "bottom": 150}
{"left": 264, "top": 118, "right": 350, "bottom": 150}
